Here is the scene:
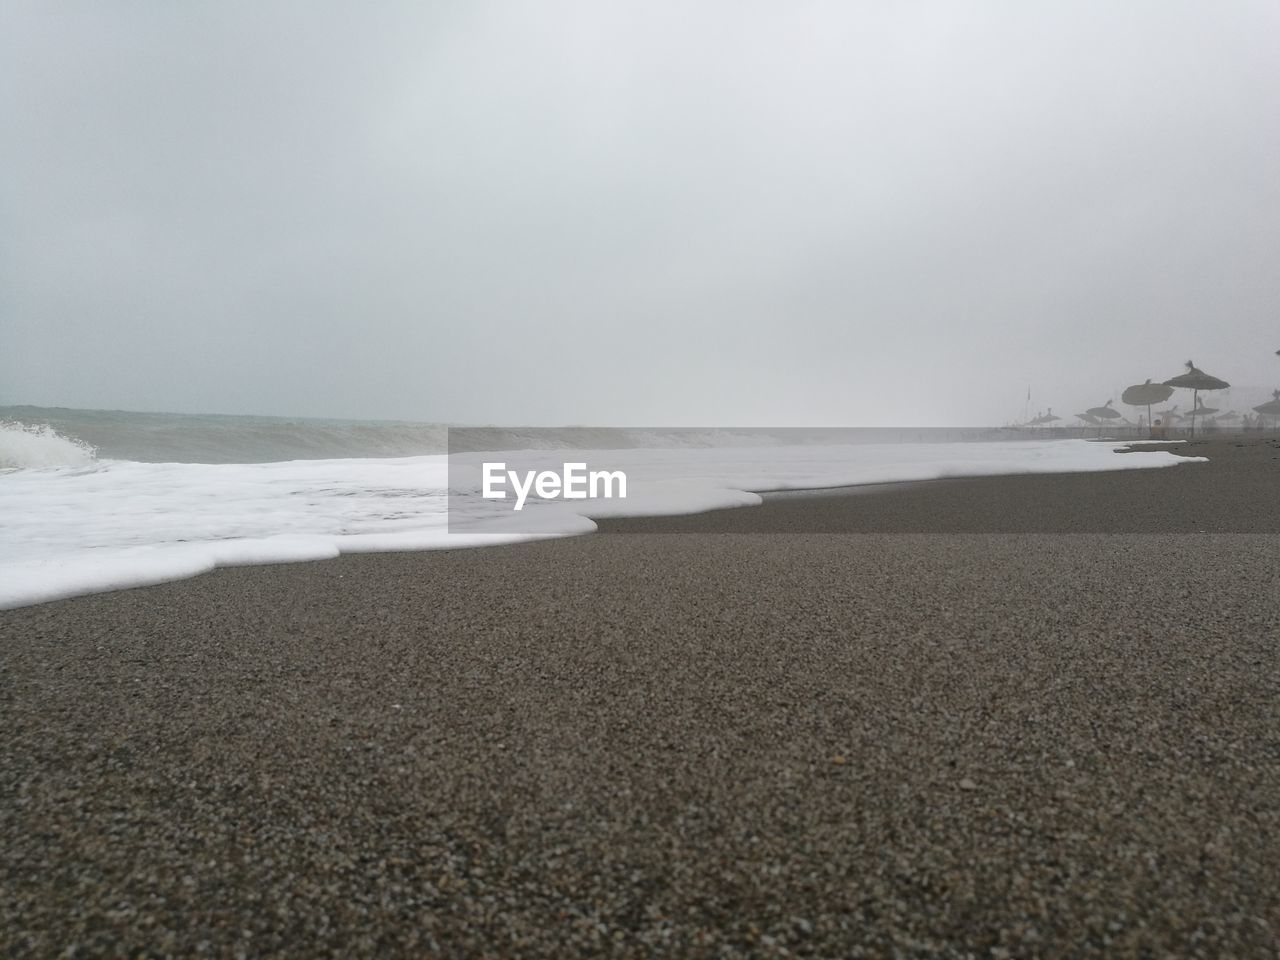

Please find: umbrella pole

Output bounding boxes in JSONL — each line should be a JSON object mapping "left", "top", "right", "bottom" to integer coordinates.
{"left": 1147, "top": 403, "right": 1152, "bottom": 439}
{"left": 1190, "top": 389, "right": 1197, "bottom": 438}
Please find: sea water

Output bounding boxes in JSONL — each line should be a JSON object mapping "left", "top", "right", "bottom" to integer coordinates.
{"left": 0, "top": 408, "right": 1199, "bottom": 610}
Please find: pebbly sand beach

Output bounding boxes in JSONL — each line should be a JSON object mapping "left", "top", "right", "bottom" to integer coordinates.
{"left": 2, "top": 436, "right": 1278, "bottom": 957}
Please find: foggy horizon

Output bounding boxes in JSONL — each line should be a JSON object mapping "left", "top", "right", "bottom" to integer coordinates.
{"left": 4, "top": 2, "right": 1279, "bottom": 426}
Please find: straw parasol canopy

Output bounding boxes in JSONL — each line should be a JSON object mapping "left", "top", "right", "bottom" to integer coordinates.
{"left": 1085, "top": 400, "right": 1123, "bottom": 421}
{"left": 1122, "top": 379, "right": 1174, "bottom": 407}
{"left": 1121, "top": 379, "right": 1175, "bottom": 435}
{"left": 1163, "top": 361, "right": 1230, "bottom": 437}
{"left": 1028, "top": 408, "right": 1060, "bottom": 426}
{"left": 1075, "top": 412, "right": 1100, "bottom": 425}
{"left": 1253, "top": 390, "right": 1280, "bottom": 418}
{"left": 1080, "top": 400, "right": 1122, "bottom": 437}
{"left": 1164, "top": 360, "right": 1230, "bottom": 392}
{"left": 1192, "top": 398, "right": 1219, "bottom": 418}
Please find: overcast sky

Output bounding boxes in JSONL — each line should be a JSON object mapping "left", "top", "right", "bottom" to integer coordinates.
{"left": 3, "top": 1, "right": 1278, "bottom": 425}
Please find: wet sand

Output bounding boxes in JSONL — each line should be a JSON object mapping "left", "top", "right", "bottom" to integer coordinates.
{"left": 2, "top": 436, "right": 1278, "bottom": 957}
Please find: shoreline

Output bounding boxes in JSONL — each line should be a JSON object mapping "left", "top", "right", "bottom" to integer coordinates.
{"left": 0, "top": 435, "right": 1222, "bottom": 612}
{"left": 601, "top": 435, "right": 1277, "bottom": 535}
{"left": 2, "top": 437, "right": 1278, "bottom": 956}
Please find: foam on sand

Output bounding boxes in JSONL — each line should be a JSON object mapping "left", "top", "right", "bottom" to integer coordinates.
{"left": 0, "top": 439, "right": 1202, "bottom": 610}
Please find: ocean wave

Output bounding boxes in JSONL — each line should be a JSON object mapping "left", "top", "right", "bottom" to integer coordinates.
{"left": 0, "top": 407, "right": 1007, "bottom": 465}
{"left": 0, "top": 421, "right": 98, "bottom": 470}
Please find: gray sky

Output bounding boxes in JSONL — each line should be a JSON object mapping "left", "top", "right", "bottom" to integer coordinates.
{"left": 3, "top": 1, "right": 1278, "bottom": 425}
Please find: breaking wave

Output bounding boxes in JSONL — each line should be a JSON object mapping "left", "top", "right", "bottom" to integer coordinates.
{"left": 0, "top": 421, "right": 98, "bottom": 470}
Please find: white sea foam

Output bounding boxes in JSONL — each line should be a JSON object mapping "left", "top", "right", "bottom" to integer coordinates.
{"left": 0, "top": 440, "right": 1202, "bottom": 610}
{"left": 0, "top": 421, "right": 97, "bottom": 470}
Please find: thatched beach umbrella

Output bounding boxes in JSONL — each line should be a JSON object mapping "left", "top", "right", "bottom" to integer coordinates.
{"left": 1191, "top": 398, "right": 1219, "bottom": 418}
{"left": 1163, "top": 361, "right": 1230, "bottom": 437}
{"left": 1081, "top": 400, "right": 1123, "bottom": 438}
{"left": 1121, "top": 379, "right": 1174, "bottom": 435}
{"left": 1028, "top": 408, "right": 1060, "bottom": 426}
{"left": 1075, "top": 411, "right": 1100, "bottom": 425}
{"left": 1253, "top": 390, "right": 1280, "bottom": 427}
{"left": 1085, "top": 400, "right": 1123, "bottom": 420}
